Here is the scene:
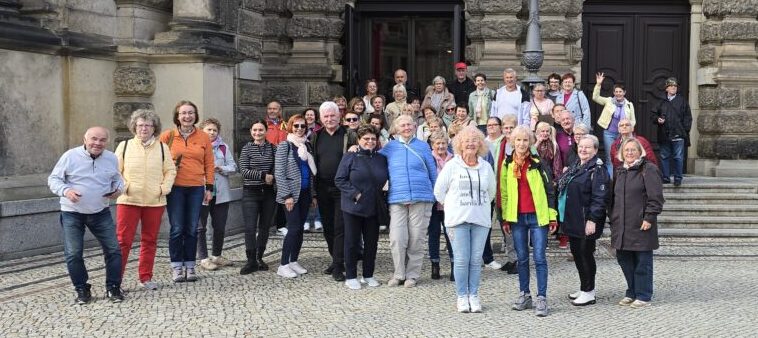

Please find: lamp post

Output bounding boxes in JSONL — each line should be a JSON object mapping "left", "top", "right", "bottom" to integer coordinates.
{"left": 522, "top": 0, "right": 544, "bottom": 87}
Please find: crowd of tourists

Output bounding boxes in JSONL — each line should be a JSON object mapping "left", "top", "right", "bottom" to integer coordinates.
{"left": 50, "top": 63, "right": 689, "bottom": 316}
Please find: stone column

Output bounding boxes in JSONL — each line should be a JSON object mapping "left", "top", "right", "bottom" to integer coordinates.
{"left": 694, "top": 0, "right": 758, "bottom": 176}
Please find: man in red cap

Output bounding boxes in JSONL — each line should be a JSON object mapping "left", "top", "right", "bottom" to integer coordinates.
{"left": 448, "top": 62, "right": 476, "bottom": 107}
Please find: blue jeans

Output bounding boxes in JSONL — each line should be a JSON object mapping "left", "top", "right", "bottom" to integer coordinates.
{"left": 659, "top": 139, "right": 684, "bottom": 183}
{"left": 603, "top": 130, "right": 619, "bottom": 176}
{"left": 449, "top": 223, "right": 489, "bottom": 297}
{"left": 616, "top": 250, "right": 654, "bottom": 301}
{"left": 166, "top": 186, "right": 205, "bottom": 268}
{"left": 428, "top": 208, "right": 453, "bottom": 262}
{"left": 281, "top": 189, "right": 311, "bottom": 265}
{"left": 511, "top": 213, "right": 549, "bottom": 297}
{"left": 60, "top": 208, "right": 122, "bottom": 290}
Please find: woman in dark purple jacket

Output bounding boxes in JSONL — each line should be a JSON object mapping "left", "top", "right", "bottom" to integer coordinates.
{"left": 335, "top": 125, "right": 389, "bottom": 290}
{"left": 608, "top": 138, "right": 664, "bottom": 308}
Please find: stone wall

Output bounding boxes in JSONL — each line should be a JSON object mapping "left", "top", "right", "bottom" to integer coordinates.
{"left": 694, "top": 0, "right": 758, "bottom": 176}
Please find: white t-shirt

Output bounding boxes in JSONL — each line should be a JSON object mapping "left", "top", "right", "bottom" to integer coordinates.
{"left": 433, "top": 155, "right": 496, "bottom": 228}
{"left": 491, "top": 85, "right": 523, "bottom": 119}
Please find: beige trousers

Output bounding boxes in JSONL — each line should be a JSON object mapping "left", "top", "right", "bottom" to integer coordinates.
{"left": 389, "top": 202, "right": 433, "bottom": 280}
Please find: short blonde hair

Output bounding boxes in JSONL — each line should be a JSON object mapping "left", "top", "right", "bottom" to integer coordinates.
{"left": 390, "top": 114, "right": 416, "bottom": 135}
{"left": 509, "top": 125, "right": 535, "bottom": 146}
{"left": 452, "top": 126, "right": 488, "bottom": 158}
{"left": 617, "top": 137, "right": 647, "bottom": 162}
{"left": 501, "top": 114, "right": 517, "bottom": 127}
{"left": 428, "top": 130, "right": 449, "bottom": 144}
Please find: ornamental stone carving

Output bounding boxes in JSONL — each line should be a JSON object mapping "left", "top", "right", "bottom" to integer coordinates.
{"left": 113, "top": 66, "right": 155, "bottom": 97}
{"left": 480, "top": 18, "right": 523, "bottom": 39}
{"left": 699, "top": 87, "right": 740, "bottom": 109}
{"left": 287, "top": 17, "right": 343, "bottom": 39}
{"left": 701, "top": 21, "right": 758, "bottom": 42}
{"left": 308, "top": 83, "right": 331, "bottom": 106}
{"left": 238, "top": 38, "right": 262, "bottom": 61}
{"left": 113, "top": 102, "right": 154, "bottom": 130}
{"left": 238, "top": 81, "right": 262, "bottom": 105}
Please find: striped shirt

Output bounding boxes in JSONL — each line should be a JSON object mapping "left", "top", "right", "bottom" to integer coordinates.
{"left": 239, "top": 140, "right": 276, "bottom": 187}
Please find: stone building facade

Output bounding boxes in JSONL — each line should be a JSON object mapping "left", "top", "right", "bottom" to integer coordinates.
{"left": 0, "top": 0, "right": 756, "bottom": 258}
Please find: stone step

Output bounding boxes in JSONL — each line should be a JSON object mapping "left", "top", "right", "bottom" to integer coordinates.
{"left": 663, "top": 193, "right": 758, "bottom": 205}
{"left": 662, "top": 205, "right": 758, "bottom": 216}
{"left": 663, "top": 184, "right": 758, "bottom": 194}
{"left": 658, "top": 216, "right": 758, "bottom": 229}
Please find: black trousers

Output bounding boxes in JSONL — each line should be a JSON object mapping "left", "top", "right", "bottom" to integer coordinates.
{"left": 317, "top": 181, "right": 344, "bottom": 268}
{"left": 198, "top": 197, "right": 229, "bottom": 258}
{"left": 569, "top": 236, "right": 597, "bottom": 292}
{"left": 343, "top": 212, "right": 379, "bottom": 280}
{"left": 241, "top": 186, "right": 276, "bottom": 256}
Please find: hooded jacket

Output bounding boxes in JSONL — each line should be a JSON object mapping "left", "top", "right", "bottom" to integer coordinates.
{"left": 499, "top": 150, "right": 557, "bottom": 226}
{"left": 434, "top": 155, "right": 496, "bottom": 228}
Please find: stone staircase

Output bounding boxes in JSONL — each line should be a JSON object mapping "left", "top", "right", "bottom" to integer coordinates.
{"left": 658, "top": 176, "right": 758, "bottom": 236}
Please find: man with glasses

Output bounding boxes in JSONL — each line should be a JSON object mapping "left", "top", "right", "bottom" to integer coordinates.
{"left": 449, "top": 62, "right": 476, "bottom": 107}
{"left": 311, "top": 101, "right": 357, "bottom": 282}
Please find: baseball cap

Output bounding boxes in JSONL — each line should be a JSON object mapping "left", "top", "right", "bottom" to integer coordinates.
{"left": 454, "top": 62, "right": 467, "bottom": 70}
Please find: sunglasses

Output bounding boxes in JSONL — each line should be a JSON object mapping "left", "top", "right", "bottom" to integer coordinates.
{"left": 292, "top": 124, "right": 307, "bottom": 129}
{"left": 345, "top": 117, "right": 359, "bottom": 122}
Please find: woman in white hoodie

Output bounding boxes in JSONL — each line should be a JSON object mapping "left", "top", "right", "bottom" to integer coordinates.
{"left": 434, "top": 126, "right": 496, "bottom": 313}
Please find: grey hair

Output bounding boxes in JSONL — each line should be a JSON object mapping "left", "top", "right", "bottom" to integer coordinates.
{"left": 319, "top": 101, "right": 340, "bottom": 118}
{"left": 573, "top": 123, "right": 590, "bottom": 135}
{"left": 393, "top": 84, "right": 407, "bottom": 96}
{"left": 532, "top": 83, "right": 547, "bottom": 91}
{"left": 504, "top": 68, "right": 517, "bottom": 76}
{"left": 428, "top": 130, "right": 449, "bottom": 144}
{"left": 580, "top": 134, "right": 600, "bottom": 150}
{"left": 129, "top": 109, "right": 162, "bottom": 137}
{"left": 390, "top": 114, "right": 416, "bottom": 135}
{"left": 432, "top": 75, "right": 446, "bottom": 86}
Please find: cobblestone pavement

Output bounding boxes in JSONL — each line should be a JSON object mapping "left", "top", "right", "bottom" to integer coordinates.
{"left": 1, "top": 231, "right": 756, "bottom": 337}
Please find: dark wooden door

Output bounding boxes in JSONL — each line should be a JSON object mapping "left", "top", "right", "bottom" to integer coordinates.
{"left": 582, "top": 0, "right": 690, "bottom": 147}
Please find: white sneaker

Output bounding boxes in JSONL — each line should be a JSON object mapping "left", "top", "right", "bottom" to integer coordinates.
{"left": 276, "top": 265, "right": 298, "bottom": 278}
{"left": 469, "top": 294, "right": 482, "bottom": 313}
{"left": 303, "top": 222, "right": 311, "bottom": 232}
{"left": 199, "top": 258, "right": 219, "bottom": 271}
{"left": 379, "top": 225, "right": 387, "bottom": 232}
{"left": 360, "top": 277, "right": 381, "bottom": 287}
{"left": 485, "top": 260, "right": 503, "bottom": 270}
{"left": 288, "top": 262, "right": 308, "bottom": 275}
{"left": 141, "top": 280, "right": 158, "bottom": 290}
{"left": 345, "top": 278, "right": 361, "bottom": 290}
{"left": 457, "top": 296, "right": 470, "bottom": 313}
{"left": 568, "top": 291, "right": 580, "bottom": 300}
{"left": 277, "top": 228, "right": 288, "bottom": 237}
{"left": 571, "top": 290, "right": 596, "bottom": 306}
{"left": 210, "top": 255, "right": 233, "bottom": 267}
{"left": 314, "top": 221, "right": 323, "bottom": 230}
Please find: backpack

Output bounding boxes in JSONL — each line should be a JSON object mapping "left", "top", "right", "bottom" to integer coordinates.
{"left": 121, "top": 138, "right": 165, "bottom": 164}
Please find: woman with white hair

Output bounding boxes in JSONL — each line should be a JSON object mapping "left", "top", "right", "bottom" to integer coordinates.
{"left": 434, "top": 126, "right": 496, "bottom": 313}
{"left": 422, "top": 75, "right": 456, "bottom": 115}
{"left": 379, "top": 115, "right": 437, "bottom": 288}
{"left": 385, "top": 84, "right": 409, "bottom": 129}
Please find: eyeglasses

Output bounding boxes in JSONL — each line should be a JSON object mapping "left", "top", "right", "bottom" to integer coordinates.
{"left": 533, "top": 90, "right": 545, "bottom": 92}
{"left": 345, "top": 117, "right": 359, "bottom": 122}
{"left": 486, "top": 124, "right": 501, "bottom": 127}
{"left": 136, "top": 124, "right": 154, "bottom": 128}
{"left": 292, "top": 124, "right": 307, "bottom": 129}
{"left": 360, "top": 137, "right": 377, "bottom": 142}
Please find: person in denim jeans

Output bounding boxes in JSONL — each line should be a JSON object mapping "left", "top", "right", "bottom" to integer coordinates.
{"left": 428, "top": 131, "right": 454, "bottom": 280}
{"left": 650, "top": 77, "right": 691, "bottom": 186}
{"left": 499, "top": 126, "right": 558, "bottom": 317}
{"left": 48, "top": 126, "right": 125, "bottom": 304}
{"left": 434, "top": 126, "right": 497, "bottom": 313}
{"left": 159, "top": 101, "right": 215, "bottom": 283}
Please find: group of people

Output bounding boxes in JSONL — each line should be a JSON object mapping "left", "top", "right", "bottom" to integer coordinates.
{"left": 49, "top": 63, "right": 678, "bottom": 316}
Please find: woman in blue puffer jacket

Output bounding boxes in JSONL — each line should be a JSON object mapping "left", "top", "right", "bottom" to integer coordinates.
{"left": 379, "top": 115, "right": 437, "bottom": 288}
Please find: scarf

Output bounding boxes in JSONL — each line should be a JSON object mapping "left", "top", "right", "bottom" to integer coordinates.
{"left": 475, "top": 89, "right": 485, "bottom": 115}
{"left": 211, "top": 135, "right": 223, "bottom": 150}
{"left": 536, "top": 140, "right": 555, "bottom": 161}
{"left": 613, "top": 98, "right": 625, "bottom": 119}
{"left": 512, "top": 151, "right": 529, "bottom": 179}
{"left": 557, "top": 158, "right": 583, "bottom": 193}
{"left": 286, "top": 133, "right": 317, "bottom": 175}
{"left": 623, "top": 158, "right": 643, "bottom": 169}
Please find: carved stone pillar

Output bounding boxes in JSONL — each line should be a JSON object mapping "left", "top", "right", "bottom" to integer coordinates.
{"left": 694, "top": 0, "right": 758, "bottom": 176}
{"left": 153, "top": 0, "right": 238, "bottom": 59}
{"left": 112, "top": 63, "right": 156, "bottom": 142}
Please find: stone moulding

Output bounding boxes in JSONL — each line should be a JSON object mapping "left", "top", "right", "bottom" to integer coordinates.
{"left": 701, "top": 21, "right": 758, "bottom": 42}
{"left": 113, "top": 66, "right": 156, "bottom": 96}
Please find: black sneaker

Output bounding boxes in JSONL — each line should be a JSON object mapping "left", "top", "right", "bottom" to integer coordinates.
{"left": 75, "top": 284, "right": 92, "bottom": 305}
{"left": 501, "top": 261, "right": 518, "bottom": 274}
{"left": 106, "top": 287, "right": 124, "bottom": 303}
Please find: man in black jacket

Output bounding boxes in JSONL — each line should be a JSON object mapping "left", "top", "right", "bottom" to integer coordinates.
{"left": 650, "top": 77, "right": 692, "bottom": 186}
{"left": 311, "top": 101, "right": 357, "bottom": 281}
{"left": 448, "top": 62, "right": 476, "bottom": 106}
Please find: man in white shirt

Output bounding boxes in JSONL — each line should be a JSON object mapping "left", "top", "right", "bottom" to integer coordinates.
{"left": 48, "top": 126, "right": 125, "bottom": 305}
{"left": 490, "top": 68, "right": 528, "bottom": 120}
